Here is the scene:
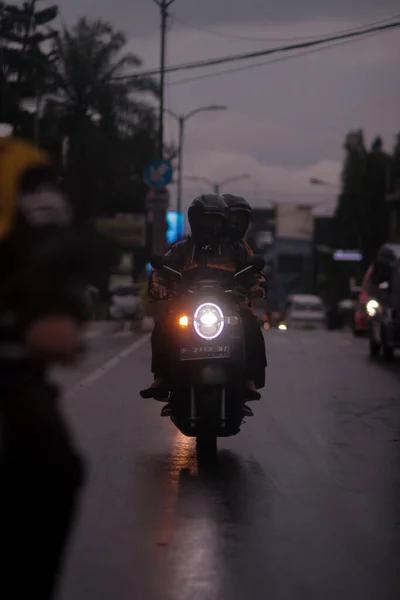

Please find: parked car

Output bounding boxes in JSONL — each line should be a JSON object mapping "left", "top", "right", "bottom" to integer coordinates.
{"left": 109, "top": 284, "right": 144, "bottom": 328}
{"left": 284, "top": 294, "right": 326, "bottom": 329}
{"left": 367, "top": 244, "right": 400, "bottom": 360}
{"left": 83, "top": 285, "right": 99, "bottom": 319}
{"left": 353, "top": 265, "right": 373, "bottom": 336}
{"left": 338, "top": 298, "right": 356, "bottom": 329}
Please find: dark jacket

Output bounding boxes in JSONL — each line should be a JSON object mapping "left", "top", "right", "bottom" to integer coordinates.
{"left": 149, "top": 236, "right": 266, "bottom": 299}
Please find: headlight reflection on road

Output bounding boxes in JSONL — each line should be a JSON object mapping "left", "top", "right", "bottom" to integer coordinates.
{"left": 155, "top": 432, "right": 221, "bottom": 599}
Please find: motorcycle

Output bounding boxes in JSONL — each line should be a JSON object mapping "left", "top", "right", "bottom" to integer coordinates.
{"left": 150, "top": 255, "right": 265, "bottom": 460}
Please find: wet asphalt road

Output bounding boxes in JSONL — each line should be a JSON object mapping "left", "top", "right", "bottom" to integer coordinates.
{"left": 55, "top": 327, "right": 400, "bottom": 600}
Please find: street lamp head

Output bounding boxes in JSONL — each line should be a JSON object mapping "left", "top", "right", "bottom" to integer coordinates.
{"left": 184, "top": 104, "right": 228, "bottom": 121}
{"left": 219, "top": 173, "right": 251, "bottom": 188}
{"left": 310, "top": 177, "right": 339, "bottom": 189}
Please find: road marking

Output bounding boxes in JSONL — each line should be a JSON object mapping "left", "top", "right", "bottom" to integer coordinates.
{"left": 113, "top": 330, "right": 134, "bottom": 338}
{"left": 83, "top": 330, "right": 102, "bottom": 339}
{"left": 66, "top": 334, "right": 150, "bottom": 397}
{"left": 83, "top": 326, "right": 138, "bottom": 340}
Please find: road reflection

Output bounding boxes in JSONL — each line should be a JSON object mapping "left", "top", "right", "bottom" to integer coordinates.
{"left": 135, "top": 432, "right": 271, "bottom": 600}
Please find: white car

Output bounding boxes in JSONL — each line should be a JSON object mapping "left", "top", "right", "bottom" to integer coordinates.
{"left": 109, "top": 285, "right": 144, "bottom": 321}
{"left": 285, "top": 294, "right": 326, "bottom": 329}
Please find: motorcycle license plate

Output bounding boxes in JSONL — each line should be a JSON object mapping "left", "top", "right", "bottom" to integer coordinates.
{"left": 180, "top": 345, "right": 230, "bottom": 361}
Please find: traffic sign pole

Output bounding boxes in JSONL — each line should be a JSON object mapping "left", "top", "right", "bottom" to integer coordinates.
{"left": 144, "top": 159, "right": 172, "bottom": 255}
{"left": 144, "top": 159, "right": 173, "bottom": 190}
{"left": 177, "top": 116, "right": 184, "bottom": 218}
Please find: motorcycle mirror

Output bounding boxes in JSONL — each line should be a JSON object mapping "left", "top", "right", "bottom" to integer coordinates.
{"left": 150, "top": 255, "right": 164, "bottom": 270}
{"left": 150, "top": 254, "right": 182, "bottom": 280}
{"left": 249, "top": 256, "right": 265, "bottom": 272}
{"left": 234, "top": 265, "right": 253, "bottom": 280}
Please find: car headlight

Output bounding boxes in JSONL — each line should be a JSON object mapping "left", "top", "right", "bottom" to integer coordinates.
{"left": 193, "top": 302, "right": 224, "bottom": 340}
{"left": 366, "top": 299, "right": 379, "bottom": 317}
{"left": 278, "top": 323, "right": 287, "bottom": 330}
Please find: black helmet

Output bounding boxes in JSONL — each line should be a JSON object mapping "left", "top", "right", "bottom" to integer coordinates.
{"left": 188, "top": 194, "right": 228, "bottom": 246}
{"left": 223, "top": 194, "right": 251, "bottom": 241}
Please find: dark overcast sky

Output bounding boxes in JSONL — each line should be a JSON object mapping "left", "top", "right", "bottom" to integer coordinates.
{"left": 19, "top": 1, "right": 400, "bottom": 210}
{"left": 59, "top": 0, "right": 400, "bottom": 34}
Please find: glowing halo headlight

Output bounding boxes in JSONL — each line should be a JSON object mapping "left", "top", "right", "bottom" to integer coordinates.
{"left": 193, "top": 302, "right": 224, "bottom": 340}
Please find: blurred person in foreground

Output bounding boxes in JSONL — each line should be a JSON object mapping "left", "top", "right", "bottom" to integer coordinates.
{"left": 0, "top": 136, "right": 114, "bottom": 599}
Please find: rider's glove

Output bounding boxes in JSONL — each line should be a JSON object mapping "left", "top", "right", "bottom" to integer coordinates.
{"left": 250, "top": 284, "right": 266, "bottom": 299}
{"left": 157, "top": 285, "right": 168, "bottom": 299}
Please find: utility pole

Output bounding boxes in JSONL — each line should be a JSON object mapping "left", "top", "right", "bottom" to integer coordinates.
{"left": 165, "top": 105, "right": 226, "bottom": 218}
{"left": 177, "top": 115, "right": 184, "bottom": 215}
{"left": 146, "top": 0, "right": 175, "bottom": 260}
{"left": 153, "top": 0, "right": 175, "bottom": 159}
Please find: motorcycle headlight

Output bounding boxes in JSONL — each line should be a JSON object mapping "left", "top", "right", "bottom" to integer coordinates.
{"left": 366, "top": 299, "right": 379, "bottom": 317}
{"left": 194, "top": 302, "right": 224, "bottom": 340}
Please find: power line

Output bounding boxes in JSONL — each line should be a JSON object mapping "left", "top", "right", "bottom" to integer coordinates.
{"left": 171, "top": 12, "right": 400, "bottom": 44}
{"left": 153, "top": 0, "right": 175, "bottom": 158}
{"left": 167, "top": 28, "right": 388, "bottom": 87}
{"left": 115, "top": 20, "right": 400, "bottom": 80}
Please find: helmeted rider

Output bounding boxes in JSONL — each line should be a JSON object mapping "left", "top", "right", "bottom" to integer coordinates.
{"left": 224, "top": 193, "right": 252, "bottom": 241}
{"left": 223, "top": 194, "right": 267, "bottom": 389}
{"left": 223, "top": 193, "right": 267, "bottom": 292}
{"left": 140, "top": 193, "right": 262, "bottom": 412}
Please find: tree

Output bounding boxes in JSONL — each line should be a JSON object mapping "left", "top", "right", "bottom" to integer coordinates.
{"left": 0, "top": 0, "right": 58, "bottom": 137}
{"left": 334, "top": 130, "right": 367, "bottom": 250}
{"left": 388, "top": 133, "right": 400, "bottom": 195}
{"left": 334, "top": 130, "right": 390, "bottom": 266}
{"left": 363, "top": 136, "right": 390, "bottom": 263}
{"left": 45, "top": 17, "right": 161, "bottom": 221}
{"left": 48, "top": 17, "right": 158, "bottom": 131}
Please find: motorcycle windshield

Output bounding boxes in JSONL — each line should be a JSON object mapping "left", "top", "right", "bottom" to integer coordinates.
{"left": 184, "top": 266, "right": 235, "bottom": 287}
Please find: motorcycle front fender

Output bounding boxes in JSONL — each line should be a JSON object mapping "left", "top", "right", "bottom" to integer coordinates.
{"left": 192, "top": 363, "right": 228, "bottom": 385}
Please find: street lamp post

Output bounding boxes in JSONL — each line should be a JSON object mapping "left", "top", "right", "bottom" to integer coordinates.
{"left": 165, "top": 105, "right": 226, "bottom": 215}
{"left": 185, "top": 174, "right": 251, "bottom": 194}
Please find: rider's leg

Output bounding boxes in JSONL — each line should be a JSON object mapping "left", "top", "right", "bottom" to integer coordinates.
{"left": 140, "top": 318, "right": 170, "bottom": 399}
{"left": 242, "top": 315, "right": 267, "bottom": 400}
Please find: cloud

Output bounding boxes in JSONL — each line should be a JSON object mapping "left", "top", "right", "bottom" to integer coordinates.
{"left": 133, "top": 15, "right": 399, "bottom": 215}
{"left": 171, "top": 151, "right": 341, "bottom": 215}
{"left": 64, "top": 0, "right": 400, "bottom": 34}
{"left": 187, "top": 152, "right": 340, "bottom": 194}
{"left": 60, "top": 3, "right": 399, "bottom": 216}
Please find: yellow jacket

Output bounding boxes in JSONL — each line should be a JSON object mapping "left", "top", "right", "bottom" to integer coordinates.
{"left": 0, "top": 136, "right": 50, "bottom": 242}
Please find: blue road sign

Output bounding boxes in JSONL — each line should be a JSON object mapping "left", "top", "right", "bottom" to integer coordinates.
{"left": 144, "top": 159, "right": 173, "bottom": 190}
